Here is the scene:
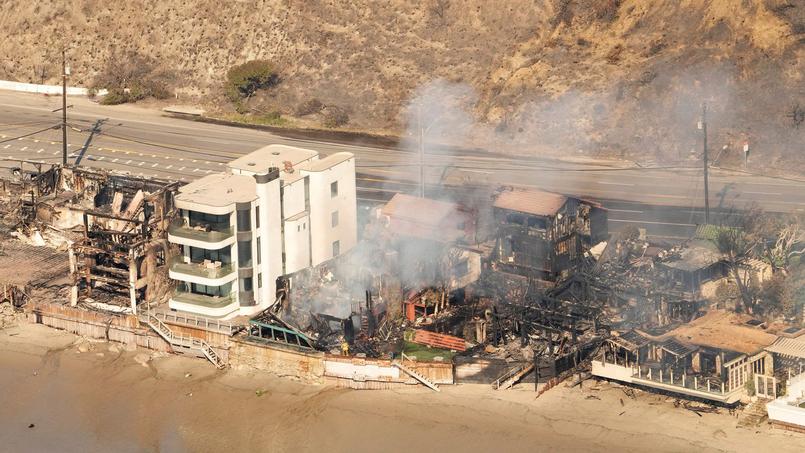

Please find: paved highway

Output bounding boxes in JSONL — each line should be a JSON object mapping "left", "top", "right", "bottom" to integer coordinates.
{"left": 0, "top": 90, "right": 802, "bottom": 239}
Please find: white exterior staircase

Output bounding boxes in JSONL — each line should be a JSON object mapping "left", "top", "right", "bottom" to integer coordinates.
{"left": 146, "top": 312, "right": 226, "bottom": 369}
{"left": 392, "top": 356, "right": 440, "bottom": 392}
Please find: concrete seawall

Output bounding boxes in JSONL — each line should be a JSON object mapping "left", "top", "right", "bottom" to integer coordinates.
{"left": 23, "top": 301, "right": 454, "bottom": 389}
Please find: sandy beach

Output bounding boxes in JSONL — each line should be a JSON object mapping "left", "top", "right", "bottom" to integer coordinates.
{"left": 1, "top": 323, "right": 803, "bottom": 453}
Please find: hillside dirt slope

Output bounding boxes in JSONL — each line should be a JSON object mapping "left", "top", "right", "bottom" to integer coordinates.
{"left": 1, "top": 0, "right": 803, "bottom": 169}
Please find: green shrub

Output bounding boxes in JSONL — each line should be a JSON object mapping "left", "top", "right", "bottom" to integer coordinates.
{"left": 225, "top": 60, "right": 277, "bottom": 102}
{"left": 99, "top": 88, "right": 130, "bottom": 105}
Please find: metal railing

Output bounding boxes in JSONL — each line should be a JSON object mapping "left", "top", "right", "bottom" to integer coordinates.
{"left": 148, "top": 308, "right": 240, "bottom": 336}
{"left": 171, "top": 288, "right": 235, "bottom": 308}
{"left": 169, "top": 256, "right": 235, "bottom": 280}
{"left": 146, "top": 313, "right": 225, "bottom": 369}
{"left": 168, "top": 218, "right": 234, "bottom": 243}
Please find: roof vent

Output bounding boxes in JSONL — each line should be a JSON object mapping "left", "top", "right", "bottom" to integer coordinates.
{"left": 247, "top": 162, "right": 256, "bottom": 167}
{"left": 272, "top": 152, "right": 280, "bottom": 156}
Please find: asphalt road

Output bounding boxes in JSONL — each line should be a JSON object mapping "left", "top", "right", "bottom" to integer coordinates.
{"left": 1, "top": 90, "right": 803, "bottom": 240}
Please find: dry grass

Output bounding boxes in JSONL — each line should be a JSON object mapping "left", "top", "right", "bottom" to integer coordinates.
{"left": 0, "top": 1, "right": 802, "bottom": 166}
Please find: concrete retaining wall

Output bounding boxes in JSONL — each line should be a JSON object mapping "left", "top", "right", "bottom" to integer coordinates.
{"left": 0, "top": 79, "right": 107, "bottom": 96}
{"left": 229, "top": 338, "right": 326, "bottom": 383}
{"left": 26, "top": 301, "right": 171, "bottom": 352}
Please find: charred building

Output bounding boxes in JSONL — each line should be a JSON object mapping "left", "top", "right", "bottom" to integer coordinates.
{"left": 491, "top": 187, "right": 607, "bottom": 281}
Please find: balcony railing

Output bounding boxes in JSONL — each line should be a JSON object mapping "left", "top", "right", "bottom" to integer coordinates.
{"left": 169, "top": 256, "right": 235, "bottom": 280}
{"left": 171, "top": 288, "right": 236, "bottom": 308}
{"left": 168, "top": 218, "right": 234, "bottom": 243}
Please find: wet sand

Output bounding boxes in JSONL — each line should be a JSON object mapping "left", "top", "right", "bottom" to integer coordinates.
{"left": 1, "top": 323, "right": 803, "bottom": 453}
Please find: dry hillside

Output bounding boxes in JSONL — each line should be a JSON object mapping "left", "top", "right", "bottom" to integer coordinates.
{"left": 1, "top": 0, "right": 803, "bottom": 169}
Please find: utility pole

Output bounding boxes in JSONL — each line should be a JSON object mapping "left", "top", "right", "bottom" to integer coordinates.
{"left": 62, "top": 50, "right": 69, "bottom": 166}
{"left": 418, "top": 103, "right": 425, "bottom": 198}
{"left": 700, "top": 103, "right": 710, "bottom": 224}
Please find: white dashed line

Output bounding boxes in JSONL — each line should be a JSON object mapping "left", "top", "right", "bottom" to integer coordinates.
{"left": 112, "top": 158, "right": 118, "bottom": 163}
{"left": 138, "top": 162, "right": 144, "bottom": 166}
{"left": 20, "top": 147, "right": 27, "bottom": 151}
{"left": 193, "top": 168, "right": 199, "bottom": 172}
{"left": 125, "top": 160, "right": 132, "bottom": 164}
{"left": 178, "top": 166, "right": 185, "bottom": 171}
{"left": 98, "top": 156, "right": 105, "bottom": 161}
{"left": 151, "top": 163, "right": 158, "bottom": 168}
{"left": 166, "top": 165, "right": 173, "bottom": 169}
{"left": 37, "top": 149, "right": 43, "bottom": 153}
{"left": 3, "top": 145, "right": 9, "bottom": 149}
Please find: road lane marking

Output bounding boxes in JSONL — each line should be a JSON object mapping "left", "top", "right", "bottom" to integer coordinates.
{"left": 744, "top": 191, "right": 782, "bottom": 196}
{"left": 609, "top": 219, "right": 696, "bottom": 227}
{"left": 151, "top": 163, "right": 158, "bottom": 167}
{"left": 608, "top": 209, "right": 644, "bottom": 214}
{"left": 3, "top": 145, "right": 9, "bottom": 149}
{"left": 598, "top": 181, "right": 635, "bottom": 186}
{"left": 20, "top": 146, "right": 27, "bottom": 151}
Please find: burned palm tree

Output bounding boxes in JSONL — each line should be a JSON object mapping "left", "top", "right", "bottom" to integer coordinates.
{"left": 715, "top": 228, "right": 757, "bottom": 313}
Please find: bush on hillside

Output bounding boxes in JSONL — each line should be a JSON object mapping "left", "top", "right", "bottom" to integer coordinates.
{"left": 322, "top": 106, "right": 349, "bottom": 128}
{"left": 295, "top": 98, "right": 324, "bottom": 116}
{"left": 93, "top": 51, "right": 173, "bottom": 104}
{"left": 225, "top": 60, "right": 278, "bottom": 103}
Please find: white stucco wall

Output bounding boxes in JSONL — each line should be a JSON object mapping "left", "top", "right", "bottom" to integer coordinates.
{"left": 303, "top": 158, "right": 357, "bottom": 266}
{"left": 284, "top": 214, "right": 311, "bottom": 275}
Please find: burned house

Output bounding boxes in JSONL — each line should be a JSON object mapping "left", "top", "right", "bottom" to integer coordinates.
{"left": 0, "top": 166, "right": 178, "bottom": 314}
{"left": 594, "top": 310, "right": 777, "bottom": 405}
{"left": 656, "top": 239, "right": 727, "bottom": 298}
{"left": 491, "top": 187, "right": 607, "bottom": 281}
{"left": 378, "top": 193, "right": 481, "bottom": 290}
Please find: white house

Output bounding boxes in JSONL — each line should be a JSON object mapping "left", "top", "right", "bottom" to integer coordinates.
{"left": 167, "top": 144, "right": 357, "bottom": 318}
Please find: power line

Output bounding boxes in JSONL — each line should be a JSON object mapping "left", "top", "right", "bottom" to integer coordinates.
{"left": 0, "top": 125, "right": 60, "bottom": 144}
{"left": 95, "top": 131, "right": 232, "bottom": 162}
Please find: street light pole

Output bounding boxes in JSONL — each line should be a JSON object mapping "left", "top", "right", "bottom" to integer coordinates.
{"left": 62, "top": 50, "right": 69, "bottom": 166}
{"left": 701, "top": 103, "right": 710, "bottom": 224}
{"left": 418, "top": 103, "right": 425, "bottom": 198}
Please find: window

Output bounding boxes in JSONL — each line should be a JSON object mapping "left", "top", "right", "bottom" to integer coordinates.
{"left": 240, "top": 277, "right": 253, "bottom": 292}
{"left": 258, "top": 273, "right": 262, "bottom": 289}
{"left": 331, "top": 210, "right": 339, "bottom": 227}
{"left": 453, "top": 259, "right": 469, "bottom": 277}
{"left": 189, "top": 246, "right": 231, "bottom": 264}
{"left": 236, "top": 209, "right": 251, "bottom": 231}
{"left": 190, "top": 282, "right": 232, "bottom": 298}
{"left": 188, "top": 211, "right": 229, "bottom": 231}
{"left": 256, "top": 237, "right": 261, "bottom": 264}
{"left": 238, "top": 240, "right": 252, "bottom": 267}
{"left": 255, "top": 206, "right": 260, "bottom": 228}
{"left": 297, "top": 225, "right": 301, "bottom": 232}
{"left": 330, "top": 181, "right": 338, "bottom": 197}
{"left": 332, "top": 240, "right": 340, "bottom": 257}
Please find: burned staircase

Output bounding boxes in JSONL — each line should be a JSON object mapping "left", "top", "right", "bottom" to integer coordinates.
{"left": 493, "top": 363, "right": 536, "bottom": 390}
{"left": 146, "top": 313, "right": 226, "bottom": 369}
{"left": 738, "top": 399, "right": 769, "bottom": 428}
{"left": 393, "top": 356, "right": 440, "bottom": 392}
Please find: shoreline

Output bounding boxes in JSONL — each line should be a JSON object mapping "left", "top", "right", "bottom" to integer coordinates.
{"left": 1, "top": 321, "right": 802, "bottom": 453}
